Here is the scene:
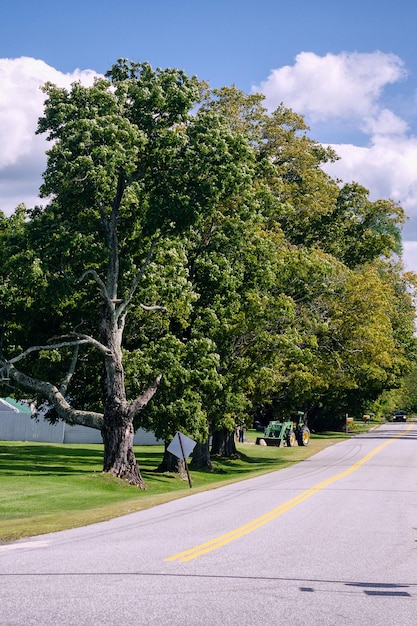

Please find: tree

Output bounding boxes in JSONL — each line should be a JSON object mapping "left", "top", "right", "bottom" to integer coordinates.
{"left": 304, "top": 183, "right": 405, "bottom": 267}
{"left": 263, "top": 254, "right": 417, "bottom": 429}
{"left": 0, "top": 60, "right": 254, "bottom": 486}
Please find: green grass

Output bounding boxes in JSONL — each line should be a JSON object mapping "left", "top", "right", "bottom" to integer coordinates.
{"left": 0, "top": 432, "right": 350, "bottom": 542}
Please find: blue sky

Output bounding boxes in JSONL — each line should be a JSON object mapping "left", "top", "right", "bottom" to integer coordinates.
{"left": 1, "top": 0, "right": 417, "bottom": 269}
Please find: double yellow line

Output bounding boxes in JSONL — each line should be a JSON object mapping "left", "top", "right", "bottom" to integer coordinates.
{"left": 166, "top": 423, "right": 414, "bottom": 562}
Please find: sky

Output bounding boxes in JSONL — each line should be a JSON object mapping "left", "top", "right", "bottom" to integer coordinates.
{"left": 1, "top": 0, "right": 417, "bottom": 271}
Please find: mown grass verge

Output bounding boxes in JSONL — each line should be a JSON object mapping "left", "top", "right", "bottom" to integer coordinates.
{"left": 0, "top": 431, "right": 355, "bottom": 542}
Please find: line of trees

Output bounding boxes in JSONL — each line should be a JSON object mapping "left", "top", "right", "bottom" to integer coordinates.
{"left": 0, "top": 60, "right": 416, "bottom": 486}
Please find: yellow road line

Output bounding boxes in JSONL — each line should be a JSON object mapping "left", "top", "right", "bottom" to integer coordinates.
{"left": 166, "top": 423, "right": 414, "bottom": 562}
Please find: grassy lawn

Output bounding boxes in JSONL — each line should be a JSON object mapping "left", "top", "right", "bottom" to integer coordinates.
{"left": 0, "top": 429, "right": 357, "bottom": 542}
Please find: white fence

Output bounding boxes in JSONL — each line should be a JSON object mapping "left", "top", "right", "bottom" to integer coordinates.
{"left": 0, "top": 398, "right": 161, "bottom": 445}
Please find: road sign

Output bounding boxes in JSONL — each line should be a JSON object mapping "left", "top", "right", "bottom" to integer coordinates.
{"left": 167, "top": 432, "right": 196, "bottom": 459}
{"left": 167, "top": 432, "right": 196, "bottom": 488}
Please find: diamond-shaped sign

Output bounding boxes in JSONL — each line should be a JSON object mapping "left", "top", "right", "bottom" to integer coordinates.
{"left": 167, "top": 431, "right": 196, "bottom": 460}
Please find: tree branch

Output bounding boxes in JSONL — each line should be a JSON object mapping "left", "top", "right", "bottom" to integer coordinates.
{"left": 7, "top": 333, "right": 113, "bottom": 366}
{"left": 5, "top": 361, "right": 103, "bottom": 430}
{"left": 59, "top": 344, "right": 79, "bottom": 396}
{"left": 128, "top": 374, "right": 162, "bottom": 419}
{"left": 139, "top": 304, "right": 167, "bottom": 312}
{"left": 112, "top": 171, "right": 126, "bottom": 214}
{"left": 78, "top": 269, "right": 111, "bottom": 305}
{"left": 78, "top": 236, "right": 164, "bottom": 321}
{"left": 116, "top": 236, "right": 160, "bottom": 319}
{"left": 8, "top": 340, "right": 93, "bottom": 365}
{"left": 48, "top": 333, "right": 113, "bottom": 356}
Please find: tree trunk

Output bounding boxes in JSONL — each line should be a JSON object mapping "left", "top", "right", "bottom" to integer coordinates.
{"left": 211, "top": 428, "right": 239, "bottom": 457}
{"left": 99, "top": 300, "right": 147, "bottom": 487}
{"left": 156, "top": 446, "right": 188, "bottom": 480}
{"left": 190, "top": 440, "right": 213, "bottom": 470}
{"left": 101, "top": 407, "right": 145, "bottom": 488}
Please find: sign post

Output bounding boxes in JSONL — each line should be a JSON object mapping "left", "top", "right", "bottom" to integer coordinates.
{"left": 167, "top": 431, "right": 196, "bottom": 488}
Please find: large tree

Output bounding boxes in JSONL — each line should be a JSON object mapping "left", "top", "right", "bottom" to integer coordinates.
{"left": 0, "top": 60, "right": 254, "bottom": 486}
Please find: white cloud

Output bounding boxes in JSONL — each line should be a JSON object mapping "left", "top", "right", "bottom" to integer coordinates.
{"left": 255, "top": 51, "right": 417, "bottom": 272}
{"left": 0, "top": 57, "right": 99, "bottom": 214}
{"left": 362, "top": 109, "right": 408, "bottom": 136}
{"left": 323, "top": 135, "right": 417, "bottom": 214}
{"left": 402, "top": 241, "right": 417, "bottom": 274}
{"left": 255, "top": 51, "right": 406, "bottom": 123}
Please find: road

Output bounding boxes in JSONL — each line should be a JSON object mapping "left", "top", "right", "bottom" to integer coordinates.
{"left": 1, "top": 423, "right": 416, "bottom": 625}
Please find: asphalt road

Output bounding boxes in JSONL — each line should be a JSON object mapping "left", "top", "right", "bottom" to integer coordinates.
{"left": 1, "top": 422, "right": 416, "bottom": 625}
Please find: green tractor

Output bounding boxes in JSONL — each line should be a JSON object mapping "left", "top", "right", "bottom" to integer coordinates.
{"left": 256, "top": 411, "right": 310, "bottom": 447}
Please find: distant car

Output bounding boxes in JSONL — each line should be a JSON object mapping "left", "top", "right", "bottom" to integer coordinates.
{"left": 393, "top": 410, "right": 407, "bottom": 422}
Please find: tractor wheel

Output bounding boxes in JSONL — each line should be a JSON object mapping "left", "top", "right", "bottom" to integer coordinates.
{"left": 297, "top": 426, "right": 310, "bottom": 446}
{"left": 286, "top": 431, "right": 296, "bottom": 447}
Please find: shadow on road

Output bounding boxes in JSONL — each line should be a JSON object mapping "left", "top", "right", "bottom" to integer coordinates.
{"left": 1, "top": 570, "right": 415, "bottom": 597}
